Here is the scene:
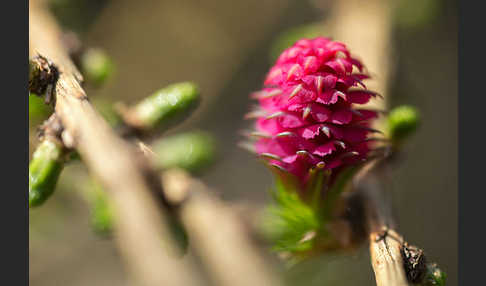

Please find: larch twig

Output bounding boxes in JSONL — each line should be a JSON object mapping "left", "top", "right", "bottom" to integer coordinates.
{"left": 29, "top": 1, "right": 201, "bottom": 285}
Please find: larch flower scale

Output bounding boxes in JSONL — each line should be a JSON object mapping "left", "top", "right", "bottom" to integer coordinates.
{"left": 246, "top": 37, "right": 381, "bottom": 197}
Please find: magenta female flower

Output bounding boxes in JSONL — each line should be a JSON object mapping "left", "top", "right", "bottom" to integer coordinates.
{"left": 247, "top": 37, "right": 380, "bottom": 191}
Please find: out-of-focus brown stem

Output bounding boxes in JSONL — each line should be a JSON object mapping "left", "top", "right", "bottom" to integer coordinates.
{"left": 161, "top": 169, "right": 283, "bottom": 286}
{"left": 329, "top": 0, "right": 392, "bottom": 110}
{"left": 353, "top": 159, "right": 411, "bottom": 286}
{"left": 369, "top": 229, "right": 409, "bottom": 286}
{"left": 328, "top": 1, "right": 408, "bottom": 284}
{"left": 29, "top": 1, "right": 201, "bottom": 285}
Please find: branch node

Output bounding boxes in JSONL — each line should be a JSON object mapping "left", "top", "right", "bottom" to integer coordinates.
{"left": 401, "top": 242, "right": 427, "bottom": 284}
{"left": 38, "top": 113, "right": 63, "bottom": 144}
{"left": 29, "top": 54, "right": 59, "bottom": 105}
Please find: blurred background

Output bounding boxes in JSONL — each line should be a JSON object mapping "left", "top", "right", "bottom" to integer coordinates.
{"left": 29, "top": 0, "right": 457, "bottom": 285}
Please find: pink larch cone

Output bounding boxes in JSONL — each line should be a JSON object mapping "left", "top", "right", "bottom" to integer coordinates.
{"left": 246, "top": 37, "right": 381, "bottom": 193}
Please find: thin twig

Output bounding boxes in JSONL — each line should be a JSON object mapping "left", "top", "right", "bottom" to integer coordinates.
{"left": 352, "top": 158, "right": 411, "bottom": 286}
{"left": 29, "top": 1, "right": 201, "bottom": 285}
{"left": 369, "top": 229, "right": 409, "bottom": 286}
{"left": 328, "top": 1, "right": 407, "bottom": 284}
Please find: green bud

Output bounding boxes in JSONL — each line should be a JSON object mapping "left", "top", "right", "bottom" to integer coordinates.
{"left": 387, "top": 105, "right": 420, "bottom": 144}
{"left": 81, "top": 48, "right": 114, "bottom": 86}
{"left": 29, "top": 93, "right": 53, "bottom": 125}
{"left": 79, "top": 180, "right": 114, "bottom": 237}
{"left": 152, "top": 131, "right": 215, "bottom": 174}
{"left": 29, "top": 140, "right": 65, "bottom": 207}
{"left": 131, "top": 82, "right": 200, "bottom": 132}
{"left": 422, "top": 263, "right": 446, "bottom": 286}
{"left": 89, "top": 185, "right": 114, "bottom": 236}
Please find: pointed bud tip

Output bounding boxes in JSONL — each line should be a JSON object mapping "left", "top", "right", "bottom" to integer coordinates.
{"left": 288, "top": 84, "right": 303, "bottom": 100}
{"left": 296, "top": 150, "right": 309, "bottom": 156}
{"left": 321, "top": 126, "right": 331, "bottom": 137}
{"left": 266, "top": 111, "right": 286, "bottom": 120}
{"left": 316, "top": 162, "right": 326, "bottom": 169}
{"left": 275, "top": 131, "right": 295, "bottom": 138}
{"left": 302, "top": 105, "right": 311, "bottom": 119}
{"left": 260, "top": 153, "right": 283, "bottom": 161}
